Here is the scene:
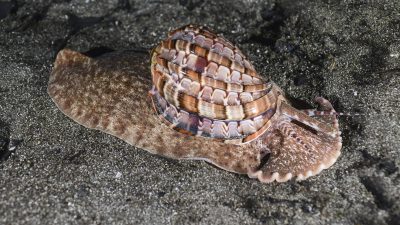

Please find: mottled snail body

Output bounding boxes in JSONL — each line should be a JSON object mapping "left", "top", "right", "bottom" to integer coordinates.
{"left": 48, "top": 24, "right": 342, "bottom": 183}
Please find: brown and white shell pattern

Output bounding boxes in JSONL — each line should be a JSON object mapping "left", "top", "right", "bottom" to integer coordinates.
{"left": 48, "top": 24, "right": 342, "bottom": 183}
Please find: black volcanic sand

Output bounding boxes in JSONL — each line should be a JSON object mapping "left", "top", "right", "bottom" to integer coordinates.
{"left": 1, "top": 1, "right": 399, "bottom": 224}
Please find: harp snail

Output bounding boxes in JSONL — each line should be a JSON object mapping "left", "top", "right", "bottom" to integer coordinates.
{"left": 48, "top": 24, "right": 342, "bottom": 183}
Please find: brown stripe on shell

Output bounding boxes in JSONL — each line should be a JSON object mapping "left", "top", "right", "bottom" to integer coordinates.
{"left": 160, "top": 55, "right": 270, "bottom": 93}
{"left": 153, "top": 44, "right": 266, "bottom": 92}
{"left": 153, "top": 64, "right": 271, "bottom": 107}
{"left": 160, "top": 38, "right": 260, "bottom": 79}
{"left": 154, "top": 68, "right": 277, "bottom": 120}
{"left": 168, "top": 24, "right": 250, "bottom": 69}
{"left": 150, "top": 89, "right": 276, "bottom": 144}
{"left": 242, "top": 112, "right": 274, "bottom": 143}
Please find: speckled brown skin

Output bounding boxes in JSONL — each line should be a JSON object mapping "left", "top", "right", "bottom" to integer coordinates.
{"left": 48, "top": 49, "right": 342, "bottom": 183}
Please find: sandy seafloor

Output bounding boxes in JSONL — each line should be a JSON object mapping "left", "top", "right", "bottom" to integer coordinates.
{"left": 0, "top": 0, "right": 399, "bottom": 224}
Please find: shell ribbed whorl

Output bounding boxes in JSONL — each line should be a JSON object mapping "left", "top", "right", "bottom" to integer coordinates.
{"left": 150, "top": 24, "right": 278, "bottom": 144}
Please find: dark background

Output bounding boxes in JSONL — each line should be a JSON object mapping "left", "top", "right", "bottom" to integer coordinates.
{"left": 1, "top": 0, "right": 399, "bottom": 224}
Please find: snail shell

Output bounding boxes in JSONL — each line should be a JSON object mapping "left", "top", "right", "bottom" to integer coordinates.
{"left": 150, "top": 24, "right": 283, "bottom": 144}
{"left": 48, "top": 24, "right": 342, "bottom": 183}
